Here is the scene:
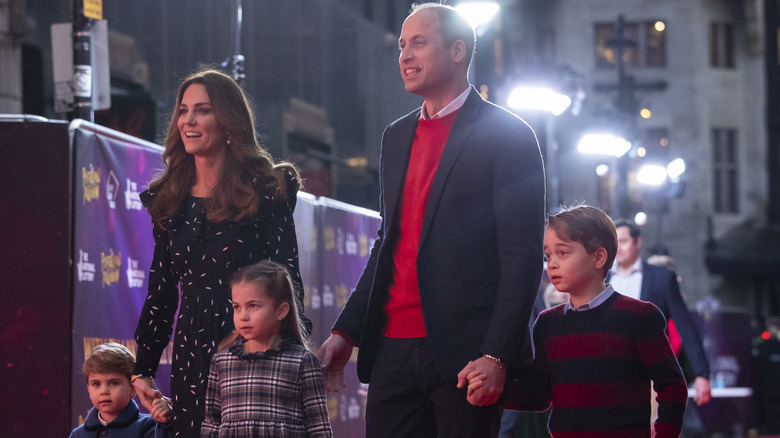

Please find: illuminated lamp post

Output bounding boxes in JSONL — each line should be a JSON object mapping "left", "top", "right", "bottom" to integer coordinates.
{"left": 577, "top": 127, "right": 632, "bottom": 215}
{"left": 635, "top": 158, "right": 686, "bottom": 254}
{"left": 455, "top": 2, "right": 500, "bottom": 31}
{"left": 508, "top": 82, "right": 577, "bottom": 210}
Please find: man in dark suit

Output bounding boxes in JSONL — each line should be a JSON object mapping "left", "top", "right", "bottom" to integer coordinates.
{"left": 316, "top": 4, "right": 545, "bottom": 437}
{"left": 611, "top": 220, "right": 712, "bottom": 406}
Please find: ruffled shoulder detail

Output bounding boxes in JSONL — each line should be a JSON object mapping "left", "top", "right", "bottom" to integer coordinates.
{"left": 251, "top": 169, "right": 299, "bottom": 218}
{"left": 139, "top": 188, "right": 156, "bottom": 209}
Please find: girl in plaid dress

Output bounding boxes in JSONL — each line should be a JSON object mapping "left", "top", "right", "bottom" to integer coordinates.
{"left": 202, "top": 261, "right": 332, "bottom": 437}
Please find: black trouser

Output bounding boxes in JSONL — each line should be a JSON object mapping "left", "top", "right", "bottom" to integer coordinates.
{"left": 366, "top": 336, "right": 501, "bottom": 438}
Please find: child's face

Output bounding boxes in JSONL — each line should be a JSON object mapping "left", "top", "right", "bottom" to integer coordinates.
{"left": 544, "top": 227, "right": 601, "bottom": 295}
{"left": 232, "top": 281, "right": 289, "bottom": 349}
{"left": 86, "top": 372, "right": 135, "bottom": 423}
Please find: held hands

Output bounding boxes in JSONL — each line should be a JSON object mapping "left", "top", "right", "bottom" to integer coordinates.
{"left": 132, "top": 375, "right": 169, "bottom": 421}
{"left": 316, "top": 333, "right": 355, "bottom": 392}
{"left": 150, "top": 396, "right": 172, "bottom": 423}
{"left": 456, "top": 356, "right": 507, "bottom": 406}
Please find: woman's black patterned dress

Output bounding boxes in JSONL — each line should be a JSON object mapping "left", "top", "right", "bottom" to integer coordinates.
{"left": 133, "top": 174, "right": 305, "bottom": 437}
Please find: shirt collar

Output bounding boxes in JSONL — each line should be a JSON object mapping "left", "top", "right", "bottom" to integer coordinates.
{"left": 564, "top": 284, "right": 615, "bottom": 313}
{"left": 420, "top": 86, "right": 471, "bottom": 120}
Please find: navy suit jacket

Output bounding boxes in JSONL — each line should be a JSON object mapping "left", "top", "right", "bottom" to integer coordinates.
{"left": 333, "top": 87, "right": 546, "bottom": 382}
{"left": 640, "top": 261, "right": 711, "bottom": 378}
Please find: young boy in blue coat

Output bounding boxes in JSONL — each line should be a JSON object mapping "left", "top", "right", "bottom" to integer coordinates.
{"left": 69, "top": 343, "right": 172, "bottom": 438}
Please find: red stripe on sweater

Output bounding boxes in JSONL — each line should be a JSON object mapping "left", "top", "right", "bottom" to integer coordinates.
{"left": 552, "top": 382, "right": 648, "bottom": 408}
{"left": 546, "top": 332, "right": 635, "bottom": 361}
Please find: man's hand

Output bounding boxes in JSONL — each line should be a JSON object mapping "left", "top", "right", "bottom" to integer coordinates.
{"left": 456, "top": 356, "right": 506, "bottom": 406}
{"left": 316, "top": 333, "right": 355, "bottom": 392}
{"left": 693, "top": 377, "right": 711, "bottom": 405}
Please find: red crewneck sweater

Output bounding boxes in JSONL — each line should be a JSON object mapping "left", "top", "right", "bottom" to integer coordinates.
{"left": 384, "top": 110, "right": 459, "bottom": 338}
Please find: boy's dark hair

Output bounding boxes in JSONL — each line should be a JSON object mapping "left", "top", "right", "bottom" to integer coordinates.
{"left": 548, "top": 205, "right": 617, "bottom": 277}
{"left": 82, "top": 342, "right": 136, "bottom": 382}
{"left": 613, "top": 219, "right": 641, "bottom": 241}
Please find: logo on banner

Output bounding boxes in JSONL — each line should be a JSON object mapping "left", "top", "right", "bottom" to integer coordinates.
{"left": 323, "top": 226, "right": 335, "bottom": 252}
{"left": 77, "top": 249, "right": 96, "bottom": 282}
{"left": 126, "top": 257, "right": 145, "bottom": 288}
{"left": 339, "top": 394, "right": 362, "bottom": 421}
{"left": 345, "top": 231, "right": 358, "bottom": 256}
{"left": 359, "top": 235, "right": 370, "bottom": 257}
{"left": 106, "top": 170, "right": 120, "bottom": 209}
{"left": 322, "top": 284, "right": 334, "bottom": 308}
{"left": 82, "top": 165, "right": 101, "bottom": 203}
{"left": 101, "top": 248, "right": 122, "bottom": 288}
{"left": 336, "top": 228, "right": 345, "bottom": 255}
{"left": 310, "top": 286, "right": 321, "bottom": 309}
{"left": 335, "top": 284, "right": 349, "bottom": 308}
{"left": 124, "top": 178, "right": 143, "bottom": 210}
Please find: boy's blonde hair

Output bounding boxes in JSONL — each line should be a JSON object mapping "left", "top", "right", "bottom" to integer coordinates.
{"left": 547, "top": 205, "right": 617, "bottom": 277}
{"left": 82, "top": 342, "right": 135, "bottom": 382}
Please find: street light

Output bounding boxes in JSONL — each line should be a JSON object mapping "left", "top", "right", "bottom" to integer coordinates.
{"left": 507, "top": 86, "right": 572, "bottom": 116}
{"left": 667, "top": 158, "right": 686, "bottom": 181}
{"left": 636, "top": 158, "right": 686, "bottom": 186}
{"left": 577, "top": 133, "right": 631, "bottom": 157}
{"left": 636, "top": 158, "right": 687, "bottom": 254}
{"left": 507, "top": 85, "right": 574, "bottom": 210}
{"left": 636, "top": 164, "right": 668, "bottom": 186}
{"left": 455, "top": 2, "right": 500, "bottom": 31}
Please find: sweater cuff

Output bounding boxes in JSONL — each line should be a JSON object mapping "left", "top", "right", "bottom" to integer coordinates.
{"left": 332, "top": 329, "right": 355, "bottom": 345}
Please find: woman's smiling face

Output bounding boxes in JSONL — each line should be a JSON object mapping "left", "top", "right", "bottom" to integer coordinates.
{"left": 177, "top": 83, "right": 226, "bottom": 159}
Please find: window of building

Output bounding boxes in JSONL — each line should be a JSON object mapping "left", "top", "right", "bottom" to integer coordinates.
{"left": 594, "top": 20, "right": 666, "bottom": 69}
{"left": 709, "top": 22, "right": 735, "bottom": 68}
{"left": 712, "top": 128, "right": 739, "bottom": 213}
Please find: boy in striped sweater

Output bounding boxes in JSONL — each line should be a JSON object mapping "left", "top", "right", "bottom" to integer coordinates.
{"left": 463, "top": 205, "right": 688, "bottom": 437}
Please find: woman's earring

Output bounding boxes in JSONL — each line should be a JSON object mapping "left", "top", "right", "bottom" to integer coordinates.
{"left": 226, "top": 133, "right": 232, "bottom": 145}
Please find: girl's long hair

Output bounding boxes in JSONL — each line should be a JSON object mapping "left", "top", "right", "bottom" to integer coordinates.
{"left": 146, "top": 68, "right": 300, "bottom": 225}
{"left": 219, "top": 260, "right": 309, "bottom": 351}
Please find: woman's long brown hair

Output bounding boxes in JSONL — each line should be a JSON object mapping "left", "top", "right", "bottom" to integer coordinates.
{"left": 146, "top": 69, "right": 300, "bottom": 225}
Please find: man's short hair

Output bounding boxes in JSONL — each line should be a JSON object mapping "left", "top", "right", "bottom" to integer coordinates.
{"left": 82, "top": 342, "right": 136, "bottom": 381}
{"left": 548, "top": 205, "right": 618, "bottom": 277}
{"left": 614, "top": 219, "right": 641, "bottom": 240}
{"left": 411, "top": 3, "right": 476, "bottom": 67}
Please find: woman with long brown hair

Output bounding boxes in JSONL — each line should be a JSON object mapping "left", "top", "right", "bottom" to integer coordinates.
{"left": 131, "top": 69, "right": 307, "bottom": 436}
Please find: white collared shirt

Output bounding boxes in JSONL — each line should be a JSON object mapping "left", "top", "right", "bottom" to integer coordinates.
{"left": 610, "top": 258, "right": 643, "bottom": 300}
{"left": 420, "top": 86, "right": 471, "bottom": 120}
{"left": 565, "top": 284, "right": 616, "bottom": 313}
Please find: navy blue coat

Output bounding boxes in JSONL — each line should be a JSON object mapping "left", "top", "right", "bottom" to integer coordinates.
{"left": 333, "top": 87, "right": 546, "bottom": 381}
{"left": 640, "top": 261, "right": 711, "bottom": 378}
{"left": 69, "top": 400, "right": 172, "bottom": 438}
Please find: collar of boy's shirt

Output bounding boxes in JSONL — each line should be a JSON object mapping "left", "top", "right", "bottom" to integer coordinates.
{"left": 565, "top": 284, "right": 615, "bottom": 313}
{"left": 420, "top": 86, "right": 471, "bottom": 120}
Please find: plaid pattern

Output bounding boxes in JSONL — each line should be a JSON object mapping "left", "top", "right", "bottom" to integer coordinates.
{"left": 202, "top": 339, "right": 332, "bottom": 437}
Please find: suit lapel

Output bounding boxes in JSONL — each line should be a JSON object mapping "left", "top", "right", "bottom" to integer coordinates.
{"left": 418, "top": 87, "right": 482, "bottom": 249}
{"left": 383, "top": 111, "right": 420, "bottom": 231}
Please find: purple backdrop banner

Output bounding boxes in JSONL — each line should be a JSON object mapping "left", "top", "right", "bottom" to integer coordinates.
{"left": 293, "top": 193, "right": 324, "bottom": 346}
{"left": 69, "top": 122, "right": 168, "bottom": 427}
{"left": 318, "top": 197, "right": 380, "bottom": 438}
